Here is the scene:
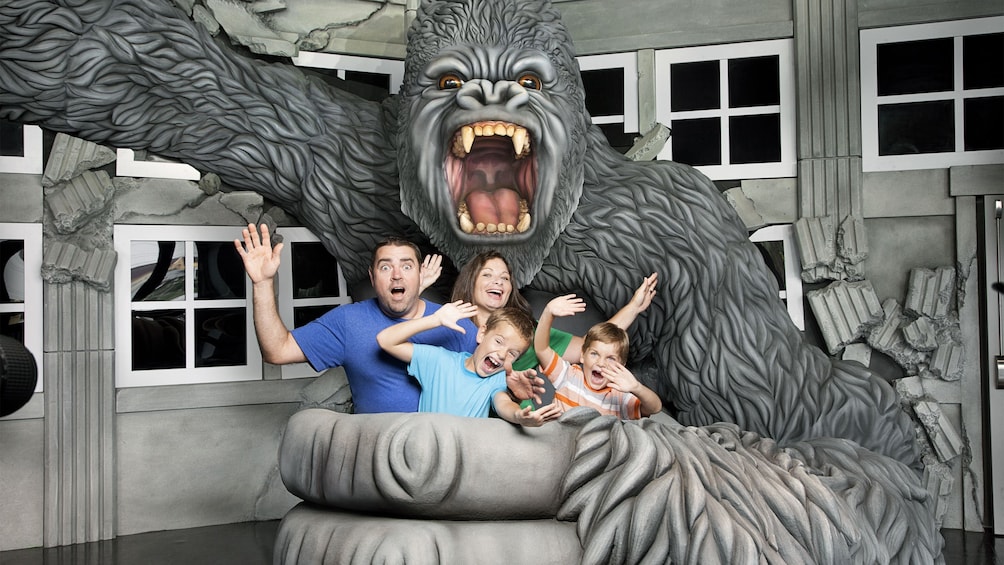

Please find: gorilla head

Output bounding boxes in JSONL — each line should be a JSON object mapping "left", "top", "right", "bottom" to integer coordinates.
{"left": 396, "top": 0, "right": 590, "bottom": 287}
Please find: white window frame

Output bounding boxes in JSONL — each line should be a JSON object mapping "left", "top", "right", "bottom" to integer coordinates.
{"left": 115, "top": 148, "right": 201, "bottom": 181}
{"left": 274, "top": 227, "right": 353, "bottom": 379}
{"left": 749, "top": 224, "right": 804, "bottom": 330}
{"left": 861, "top": 17, "right": 1004, "bottom": 172}
{"left": 114, "top": 225, "right": 260, "bottom": 387}
{"left": 655, "top": 39, "right": 797, "bottom": 180}
{"left": 577, "top": 52, "right": 640, "bottom": 134}
{"left": 0, "top": 125, "right": 43, "bottom": 174}
{"left": 0, "top": 223, "right": 44, "bottom": 392}
{"left": 292, "top": 51, "right": 404, "bottom": 94}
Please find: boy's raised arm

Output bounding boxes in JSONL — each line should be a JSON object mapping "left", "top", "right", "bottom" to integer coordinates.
{"left": 607, "top": 272, "right": 659, "bottom": 330}
{"left": 377, "top": 300, "right": 477, "bottom": 363}
{"left": 536, "top": 294, "right": 585, "bottom": 370}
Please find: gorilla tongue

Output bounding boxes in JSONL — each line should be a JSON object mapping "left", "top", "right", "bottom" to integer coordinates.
{"left": 467, "top": 188, "right": 519, "bottom": 225}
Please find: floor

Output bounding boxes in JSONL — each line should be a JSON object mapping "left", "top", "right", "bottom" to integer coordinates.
{"left": 0, "top": 523, "right": 1000, "bottom": 564}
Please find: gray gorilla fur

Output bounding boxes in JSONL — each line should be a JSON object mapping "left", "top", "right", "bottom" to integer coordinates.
{"left": 0, "top": 0, "right": 941, "bottom": 561}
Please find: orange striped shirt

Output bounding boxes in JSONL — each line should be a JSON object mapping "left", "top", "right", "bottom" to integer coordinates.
{"left": 540, "top": 350, "right": 641, "bottom": 419}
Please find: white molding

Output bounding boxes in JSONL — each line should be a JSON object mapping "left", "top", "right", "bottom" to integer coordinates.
{"left": 861, "top": 16, "right": 1004, "bottom": 172}
{"left": 115, "top": 148, "right": 201, "bottom": 181}
{"left": 578, "top": 52, "right": 640, "bottom": 134}
{"left": 292, "top": 51, "right": 404, "bottom": 94}
{"left": 0, "top": 222, "right": 44, "bottom": 392}
{"left": 749, "top": 224, "right": 804, "bottom": 330}
{"left": 655, "top": 39, "right": 796, "bottom": 180}
{"left": 0, "top": 125, "right": 43, "bottom": 174}
{"left": 114, "top": 225, "right": 260, "bottom": 387}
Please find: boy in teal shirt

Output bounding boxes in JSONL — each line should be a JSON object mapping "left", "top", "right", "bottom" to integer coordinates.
{"left": 378, "top": 302, "right": 562, "bottom": 426}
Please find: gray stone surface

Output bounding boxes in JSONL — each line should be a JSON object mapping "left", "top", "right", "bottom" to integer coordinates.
{"left": 41, "top": 134, "right": 116, "bottom": 189}
{"left": 0, "top": 174, "right": 44, "bottom": 222}
{"left": 46, "top": 170, "right": 116, "bottom": 234}
{"left": 906, "top": 267, "right": 956, "bottom": 320}
{"left": 116, "top": 403, "right": 301, "bottom": 536}
{"left": 724, "top": 178, "right": 797, "bottom": 230}
{"left": 41, "top": 241, "right": 117, "bottom": 291}
{"left": 0, "top": 418, "right": 44, "bottom": 551}
{"left": 806, "top": 280, "right": 884, "bottom": 354}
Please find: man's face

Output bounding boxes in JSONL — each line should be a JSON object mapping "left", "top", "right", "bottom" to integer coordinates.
{"left": 369, "top": 244, "right": 423, "bottom": 318}
{"left": 466, "top": 322, "right": 528, "bottom": 377}
{"left": 580, "top": 340, "right": 623, "bottom": 391}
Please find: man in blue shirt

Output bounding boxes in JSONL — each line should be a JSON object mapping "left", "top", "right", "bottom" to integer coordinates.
{"left": 235, "top": 223, "right": 477, "bottom": 413}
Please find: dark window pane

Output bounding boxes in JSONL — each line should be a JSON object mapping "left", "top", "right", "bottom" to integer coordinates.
{"left": 730, "top": 114, "right": 781, "bottom": 164}
{"left": 344, "top": 70, "right": 391, "bottom": 94}
{"left": 671, "top": 61, "right": 720, "bottom": 111}
{"left": 671, "top": 117, "right": 721, "bottom": 166}
{"left": 728, "top": 56, "right": 780, "bottom": 108}
{"left": 132, "top": 310, "right": 185, "bottom": 370}
{"left": 291, "top": 242, "right": 342, "bottom": 299}
{"left": 294, "top": 304, "right": 339, "bottom": 327}
{"left": 581, "top": 68, "right": 625, "bottom": 117}
{"left": 1, "top": 313, "right": 25, "bottom": 342}
{"left": 1, "top": 240, "right": 25, "bottom": 303}
{"left": 878, "top": 101, "right": 955, "bottom": 155}
{"left": 753, "top": 240, "right": 786, "bottom": 292}
{"left": 964, "top": 96, "right": 1004, "bottom": 151}
{"left": 131, "top": 241, "right": 185, "bottom": 301}
{"left": 195, "top": 307, "right": 246, "bottom": 367}
{"left": 194, "top": 241, "right": 245, "bottom": 300}
{"left": 0, "top": 121, "right": 25, "bottom": 157}
{"left": 964, "top": 33, "right": 1004, "bottom": 89}
{"left": 306, "top": 67, "right": 390, "bottom": 101}
{"left": 877, "top": 38, "right": 953, "bottom": 95}
{"left": 597, "top": 123, "right": 636, "bottom": 155}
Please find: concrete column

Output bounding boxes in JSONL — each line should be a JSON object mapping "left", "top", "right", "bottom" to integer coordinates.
{"left": 42, "top": 281, "right": 116, "bottom": 546}
{"left": 793, "top": 0, "right": 862, "bottom": 220}
{"left": 40, "top": 135, "right": 118, "bottom": 547}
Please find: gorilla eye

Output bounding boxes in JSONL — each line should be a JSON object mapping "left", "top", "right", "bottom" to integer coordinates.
{"left": 517, "top": 74, "right": 542, "bottom": 90}
{"left": 438, "top": 74, "right": 464, "bottom": 89}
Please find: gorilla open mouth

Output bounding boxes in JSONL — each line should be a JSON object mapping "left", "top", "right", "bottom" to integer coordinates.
{"left": 446, "top": 120, "right": 536, "bottom": 236}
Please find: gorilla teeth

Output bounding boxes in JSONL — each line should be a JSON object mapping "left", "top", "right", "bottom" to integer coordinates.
{"left": 457, "top": 201, "right": 531, "bottom": 234}
{"left": 453, "top": 122, "right": 530, "bottom": 158}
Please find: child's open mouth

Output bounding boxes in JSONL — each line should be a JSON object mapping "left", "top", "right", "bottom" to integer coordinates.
{"left": 480, "top": 355, "right": 502, "bottom": 375}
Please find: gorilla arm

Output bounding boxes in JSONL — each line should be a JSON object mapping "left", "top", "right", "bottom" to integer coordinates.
{"left": 530, "top": 129, "right": 920, "bottom": 468}
{"left": 0, "top": 0, "right": 413, "bottom": 282}
{"left": 276, "top": 408, "right": 942, "bottom": 564}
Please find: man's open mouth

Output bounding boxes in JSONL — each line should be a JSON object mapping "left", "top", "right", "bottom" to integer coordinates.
{"left": 446, "top": 120, "right": 537, "bottom": 235}
{"left": 391, "top": 286, "right": 406, "bottom": 296}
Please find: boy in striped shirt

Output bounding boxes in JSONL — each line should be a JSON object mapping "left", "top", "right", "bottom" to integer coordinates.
{"left": 535, "top": 294, "right": 663, "bottom": 419}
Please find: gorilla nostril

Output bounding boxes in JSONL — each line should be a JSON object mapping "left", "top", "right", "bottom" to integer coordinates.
{"left": 374, "top": 417, "right": 460, "bottom": 504}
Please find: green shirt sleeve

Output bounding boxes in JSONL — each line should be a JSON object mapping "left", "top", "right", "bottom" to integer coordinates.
{"left": 511, "top": 326, "right": 574, "bottom": 371}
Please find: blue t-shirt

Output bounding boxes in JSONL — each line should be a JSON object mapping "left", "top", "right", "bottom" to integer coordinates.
{"left": 291, "top": 298, "right": 469, "bottom": 413}
{"left": 409, "top": 344, "right": 508, "bottom": 418}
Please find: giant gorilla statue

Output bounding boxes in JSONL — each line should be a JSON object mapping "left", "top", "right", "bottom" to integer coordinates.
{"left": 0, "top": 0, "right": 942, "bottom": 562}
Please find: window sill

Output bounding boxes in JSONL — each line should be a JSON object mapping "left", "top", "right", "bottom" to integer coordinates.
{"left": 116, "top": 377, "right": 312, "bottom": 413}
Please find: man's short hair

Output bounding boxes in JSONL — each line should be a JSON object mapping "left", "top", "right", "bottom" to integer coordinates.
{"left": 583, "top": 322, "right": 629, "bottom": 363}
{"left": 370, "top": 237, "right": 422, "bottom": 269}
{"left": 484, "top": 307, "right": 535, "bottom": 343}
